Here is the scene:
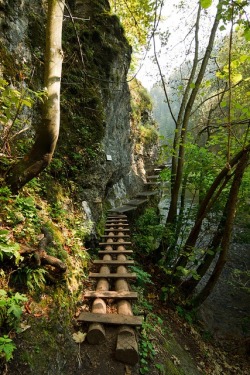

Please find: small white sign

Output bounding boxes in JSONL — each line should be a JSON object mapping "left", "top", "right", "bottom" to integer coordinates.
{"left": 106, "top": 154, "right": 112, "bottom": 161}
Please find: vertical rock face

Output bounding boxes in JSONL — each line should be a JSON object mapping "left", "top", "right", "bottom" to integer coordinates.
{"left": 0, "top": 0, "right": 158, "bottom": 220}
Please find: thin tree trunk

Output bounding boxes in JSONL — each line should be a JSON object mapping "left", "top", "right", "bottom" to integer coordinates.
{"left": 5, "top": 0, "right": 65, "bottom": 193}
{"left": 173, "top": 143, "right": 250, "bottom": 274}
{"left": 167, "top": 2, "right": 221, "bottom": 225}
{"left": 191, "top": 150, "right": 249, "bottom": 307}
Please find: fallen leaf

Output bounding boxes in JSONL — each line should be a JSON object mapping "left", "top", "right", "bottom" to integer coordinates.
{"left": 72, "top": 331, "right": 87, "bottom": 344}
{"left": 20, "top": 322, "right": 31, "bottom": 332}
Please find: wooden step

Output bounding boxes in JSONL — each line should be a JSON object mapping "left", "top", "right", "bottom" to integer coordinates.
{"left": 136, "top": 191, "right": 160, "bottom": 197}
{"left": 104, "top": 228, "right": 130, "bottom": 232}
{"left": 147, "top": 175, "right": 160, "bottom": 179}
{"left": 106, "top": 219, "right": 128, "bottom": 223}
{"left": 108, "top": 206, "right": 137, "bottom": 213}
{"left": 144, "top": 182, "right": 161, "bottom": 186}
{"left": 93, "top": 260, "right": 134, "bottom": 265}
{"left": 89, "top": 272, "right": 136, "bottom": 279}
{"left": 107, "top": 215, "right": 127, "bottom": 219}
{"left": 83, "top": 291, "right": 138, "bottom": 299}
{"left": 125, "top": 198, "right": 148, "bottom": 206}
{"left": 101, "top": 234, "right": 130, "bottom": 239}
{"left": 105, "top": 223, "right": 129, "bottom": 227}
{"left": 99, "top": 241, "right": 132, "bottom": 246}
{"left": 98, "top": 250, "right": 133, "bottom": 255}
{"left": 77, "top": 312, "right": 143, "bottom": 326}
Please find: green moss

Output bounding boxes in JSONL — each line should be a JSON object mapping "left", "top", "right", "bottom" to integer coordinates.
{"left": 0, "top": 42, "right": 19, "bottom": 78}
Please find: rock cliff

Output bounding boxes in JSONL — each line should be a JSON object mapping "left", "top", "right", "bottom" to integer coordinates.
{"left": 0, "top": 0, "right": 158, "bottom": 222}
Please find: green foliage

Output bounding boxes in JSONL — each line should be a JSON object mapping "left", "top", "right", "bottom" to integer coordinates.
{"left": 0, "top": 230, "right": 22, "bottom": 265}
{"left": 0, "top": 76, "right": 46, "bottom": 156}
{"left": 14, "top": 267, "right": 48, "bottom": 292}
{"left": 133, "top": 208, "right": 164, "bottom": 255}
{"left": 139, "top": 313, "right": 163, "bottom": 374}
{"left": 176, "top": 305, "right": 196, "bottom": 325}
{"left": 0, "top": 290, "right": 27, "bottom": 362}
{"left": 131, "top": 265, "right": 153, "bottom": 288}
{"left": 110, "top": 0, "right": 157, "bottom": 50}
{"left": 0, "top": 289, "right": 27, "bottom": 331}
{"left": 200, "top": 0, "right": 212, "bottom": 9}
{"left": 0, "top": 335, "right": 16, "bottom": 362}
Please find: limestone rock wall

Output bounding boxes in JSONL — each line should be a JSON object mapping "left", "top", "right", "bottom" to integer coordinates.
{"left": 0, "top": 0, "right": 158, "bottom": 222}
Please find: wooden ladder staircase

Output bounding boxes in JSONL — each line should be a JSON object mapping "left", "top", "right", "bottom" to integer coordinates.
{"left": 77, "top": 214, "right": 142, "bottom": 365}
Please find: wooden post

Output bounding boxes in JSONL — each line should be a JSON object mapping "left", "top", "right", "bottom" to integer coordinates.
{"left": 87, "top": 255, "right": 111, "bottom": 344}
{"left": 115, "top": 251, "right": 139, "bottom": 365}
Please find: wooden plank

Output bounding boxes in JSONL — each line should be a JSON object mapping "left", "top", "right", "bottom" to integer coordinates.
{"left": 89, "top": 272, "right": 136, "bottom": 279}
{"left": 98, "top": 250, "right": 133, "bottom": 254}
{"left": 105, "top": 223, "right": 129, "bottom": 227}
{"left": 101, "top": 234, "right": 130, "bottom": 238}
{"left": 108, "top": 206, "right": 137, "bottom": 213}
{"left": 147, "top": 175, "right": 160, "bottom": 179}
{"left": 136, "top": 191, "right": 160, "bottom": 197}
{"left": 77, "top": 312, "right": 143, "bottom": 326}
{"left": 104, "top": 228, "right": 130, "bottom": 232}
{"left": 107, "top": 215, "right": 127, "bottom": 219}
{"left": 83, "top": 291, "right": 138, "bottom": 299}
{"left": 94, "top": 260, "right": 134, "bottom": 265}
{"left": 99, "top": 241, "right": 132, "bottom": 246}
{"left": 125, "top": 198, "right": 148, "bottom": 206}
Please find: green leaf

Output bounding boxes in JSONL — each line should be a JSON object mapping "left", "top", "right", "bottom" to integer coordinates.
{"left": 200, "top": 0, "right": 212, "bottom": 9}
{"left": 190, "top": 82, "right": 196, "bottom": 89}
{"left": 244, "top": 29, "right": 250, "bottom": 42}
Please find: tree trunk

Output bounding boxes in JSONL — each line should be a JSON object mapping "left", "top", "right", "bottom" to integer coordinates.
{"left": 167, "top": 2, "right": 221, "bottom": 225}
{"left": 6, "top": 0, "right": 65, "bottom": 193}
{"left": 191, "top": 150, "right": 249, "bottom": 307}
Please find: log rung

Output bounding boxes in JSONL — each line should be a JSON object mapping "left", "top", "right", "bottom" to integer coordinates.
{"left": 89, "top": 272, "right": 136, "bottom": 279}
{"left": 98, "top": 250, "right": 133, "bottom": 254}
{"left": 101, "top": 234, "right": 130, "bottom": 238}
{"left": 107, "top": 215, "right": 127, "bottom": 218}
{"left": 77, "top": 312, "right": 143, "bottom": 326}
{"left": 94, "top": 260, "right": 134, "bottom": 265}
{"left": 83, "top": 291, "right": 138, "bottom": 299}
{"left": 99, "top": 242, "right": 132, "bottom": 246}
{"left": 105, "top": 223, "right": 129, "bottom": 227}
{"left": 104, "top": 228, "right": 130, "bottom": 232}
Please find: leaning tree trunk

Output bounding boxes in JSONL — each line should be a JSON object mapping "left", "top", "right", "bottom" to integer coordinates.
{"left": 191, "top": 150, "right": 249, "bottom": 307}
{"left": 6, "top": 0, "right": 65, "bottom": 193}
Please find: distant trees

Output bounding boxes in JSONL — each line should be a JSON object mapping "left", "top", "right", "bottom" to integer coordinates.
{"left": 148, "top": 0, "right": 250, "bottom": 304}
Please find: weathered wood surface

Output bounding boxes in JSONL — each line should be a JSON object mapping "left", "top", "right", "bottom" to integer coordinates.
{"left": 108, "top": 205, "right": 137, "bottom": 213}
{"left": 101, "top": 234, "right": 130, "bottom": 238}
{"left": 87, "top": 261, "right": 110, "bottom": 344}
{"left": 77, "top": 312, "right": 143, "bottom": 326}
{"left": 115, "top": 259, "right": 139, "bottom": 365}
{"left": 98, "top": 250, "right": 133, "bottom": 254}
{"left": 99, "top": 241, "right": 132, "bottom": 246}
{"left": 115, "top": 326, "right": 139, "bottom": 365}
{"left": 125, "top": 198, "right": 148, "bottom": 206}
{"left": 89, "top": 272, "right": 136, "bottom": 279}
{"left": 83, "top": 291, "right": 138, "bottom": 299}
{"left": 104, "top": 228, "right": 130, "bottom": 232}
{"left": 105, "top": 223, "right": 129, "bottom": 228}
{"left": 93, "top": 260, "right": 134, "bottom": 265}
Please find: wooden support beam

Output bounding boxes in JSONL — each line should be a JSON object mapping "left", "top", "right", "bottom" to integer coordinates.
{"left": 77, "top": 312, "right": 143, "bottom": 326}
{"left": 99, "top": 242, "right": 132, "bottom": 246}
{"left": 87, "top": 259, "right": 110, "bottom": 344}
{"left": 115, "top": 260, "right": 139, "bottom": 365}
{"left": 83, "top": 291, "right": 138, "bottom": 299}
{"left": 105, "top": 223, "right": 129, "bottom": 227}
{"left": 101, "top": 234, "right": 130, "bottom": 238}
{"left": 89, "top": 272, "right": 136, "bottom": 279}
{"left": 98, "top": 250, "right": 133, "bottom": 255}
{"left": 93, "top": 260, "right": 134, "bottom": 265}
{"left": 104, "top": 228, "right": 130, "bottom": 232}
